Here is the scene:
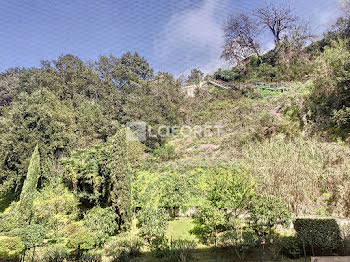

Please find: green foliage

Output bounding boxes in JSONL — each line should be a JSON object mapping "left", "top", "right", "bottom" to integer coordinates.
{"left": 192, "top": 206, "right": 228, "bottom": 244}
{"left": 0, "top": 89, "right": 76, "bottom": 195}
{"left": 294, "top": 218, "right": 343, "bottom": 255}
{"left": 107, "top": 128, "right": 132, "bottom": 229}
{"left": 214, "top": 68, "right": 242, "bottom": 82}
{"left": 0, "top": 236, "right": 25, "bottom": 262}
{"left": 33, "top": 184, "right": 79, "bottom": 238}
{"left": 20, "top": 223, "right": 46, "bottom": 249}
{"left": 205, "top": 167, "right": 255, "bottom": 213}
{"left": 169, "top": 238, "right": 198, "bottom": 262}
{"left": 150, "top": 236, "right": 169, "bottom": 259}
{"left": 66, "top": 225, "right": 95, "bottom": 251}
{"left": 37, "top": 243, "right": 69, "bottom": 262}
{"left": 279, "top": 235, "right": 301, "bottom": 258}
{"left": 83, "top": 206, "right": 118, "bottom": 246}
{"left": 18, "top": 145, "right": 40, "bottom": 222}
{"left": 61, "top": 148, "right": 102, "bottom": 206}
{"left": 62, "top": 128, "right": 136, "bottom": 229}
{"left": 104, "top": 233, "right": 144, "bottom": 261}
{"left": 0, "top": 202, "right": 23, "bottom": 233}
{"left": 132, "top": 170, "right": 190, "bottom": 211}
{"left": 249, "top": 196, "right": 291, "bottom": 235}
{"left": 306, "top": 39, "right": 350, "bottom": 138}
{"left": 152, "top": 144, "right": 176, "bottom": 161}
{"left": 137, "top": 207, "right": 169, "bottom": 244}
{"left": 186, "top": 68, "right": 204, "bottom": 85}
{"left": 220, "top": 228, "right": 257, "bottom": 260}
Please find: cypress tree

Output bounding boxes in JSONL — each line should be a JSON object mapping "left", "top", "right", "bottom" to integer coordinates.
{"left": 18, "top": 145, "right": 40, "bottom": 222}
{"left": 107, "top": 128, "right": 131, "bottom": 230}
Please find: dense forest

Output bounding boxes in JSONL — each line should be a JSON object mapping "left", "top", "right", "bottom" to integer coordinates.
{"left": 1, "top": 1, "right": 350, "bottom": 262}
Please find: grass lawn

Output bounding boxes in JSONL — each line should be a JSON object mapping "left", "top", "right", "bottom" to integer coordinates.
{"left": 166, "top": 217, "right": 195, "bottom": 240}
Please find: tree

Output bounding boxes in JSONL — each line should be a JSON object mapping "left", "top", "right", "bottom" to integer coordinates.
{"left": 341, "top": 0, "right": 350, "bottom": 18}
{"left": 107, "top": 128, "right": 132, "bottom": 229}
{"left": 254, "top": 2, "right": 298, "bottom": 45}
{"left": 222, "top": 13, "right": 261, "bottom": 64}
{"left": 0, "top": 72, "right": 20, "bottom": 114}
{"left": 206, "top": 167, "right": 255, "bottom": 217}
{"left": 18, "top": 145, "right": 41, "bottom": 222}
{"left": 136, "top": 207, "right": 168, "bottom": 244}
{"left": 185, "top": 68, "right": 204, "bottom": 85}
{"left": 249, "top": 196, "right": 291, "bottom": 235}
{"left": 61, "top": 127, "right": 139, "bottom": 229}
{"left": 0, "top": 89, "right": 77, "bottom": 196}
{"left": 192, "top": 206, "right": 227, "bottom": 244}
{"left": 83, "top": 206, "right": 118, "bottom": 246}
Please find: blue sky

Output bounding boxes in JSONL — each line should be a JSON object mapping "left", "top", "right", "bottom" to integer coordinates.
{"left": 0, "top": 0, "right": 341, "bottom": 75}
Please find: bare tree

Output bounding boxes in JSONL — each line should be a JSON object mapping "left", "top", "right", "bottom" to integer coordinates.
{"left": 254, "top": 2, "right": 298, "bottom": 45}
{"left": 277, "top": 22, "right": 314, "bottom": 65}
{"left": 340, "top": 0, "right": 350, "bottom": 18}
{"left": 222, "top": 13, "right": 261, "bottom": 65}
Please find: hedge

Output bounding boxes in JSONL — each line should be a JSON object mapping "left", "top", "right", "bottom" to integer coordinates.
{"left": 294, "top": 218, "right": 343, "bottom": 255}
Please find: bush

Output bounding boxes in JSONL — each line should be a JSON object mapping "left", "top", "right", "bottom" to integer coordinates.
{"left": 191, "top": 206, "right": 228, "bottom": 244}
{"left": 214, "top": 68, "right": 242, "bottom": 82}
{"left": 249, "top": 196, "right": 291, "bottom": 235}
{"left": 220, "top": 228, "right": 257, "bottom": 260}
{"left": 37, "top": 243, "right": 69, "bottom": 262}
{"left": 150, "top": 236, "right": 169, "bottom": 259}
{"left": 280, "top": 235, "right": 301, "bottom": 259}
{"left": 81, "top": 249, "right": 103, "bottom": 262}
{"left": 137, "top": 207, "right": 168, "bottom": 244}
{"left": 170, "top": 238, "right": 197, "bottom": 262}
{"left": 66, "top": 226, "right": 95, "bottom": 251}
{"left": 0, "top": 203, "right": 22, "bottom": 233}
{"left": 83, "top": 206, "right": 118, "bottom": 246}
{"left": 152, "top": 144, "right": 176, "bottom": 161}
{"left": 294, "top": 218, "right": 343, "bottom": 255}
{"left": 104, "top": 233, "right": 144, "bottom": 261}
{"left": 20, "top": 224, "right": 46, "bottom": 250}
{"left": 0, "top": 236, "right": 24, "bottom": 261}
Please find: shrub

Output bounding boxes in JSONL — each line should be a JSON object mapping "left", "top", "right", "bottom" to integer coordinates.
{"left": 242, "top": 138, "right": 350, "bottom": 215}
{"left": 33, "top": 184, "right": 79, "bottom": 239}
{"left": 249, "top": 196, "right": 291, "bottom": 235}
{"left": 170, "top": 238, "right": 197, "bottom": 262}
{"left": 137, "top": 207, "right": 168, "bottom": 244}
{"left": 280, "top": 235, "right": 301, "bottom": 259}
{"left": 150, "top": 236, "right": 169, "bottom": 259}
{"left": 37, "top": 243, "right": 69, "bottom": 262}
{"left": 0, "top": 236, "right": 25, "bottom": 262}
{"left": 191, "top": 206, "right": 228, "bottom": 244}
{"left": 0, "top": 202, "right": 22, "bottom": 233}
{"left": 306, "top": 39, "right": 350, "bottom": 138}
{"left": 152, "top": 144, "right": 176, "bottom": 161}
{"left": 81, "top": 249, "right": 103, "bottom": 262}
{"left": 294, "top": 218, "right": 343, "bottom": 255}
{"left": 66, "top": 226, "right": 95, "bottom": 251}
{"left": 220, "top": 228, "right": 257, "bottom": 260}
{"left": 104, "top": 233, "right": 144, "bottom": 261}
{"left": 214, "top": 68, "right": 242, "bottom": 82}
{"left": 83, "top": 206, "right": 118, "bottom": 246}
{"left": 20, "top": 224, "right": 46, "bottom": 250}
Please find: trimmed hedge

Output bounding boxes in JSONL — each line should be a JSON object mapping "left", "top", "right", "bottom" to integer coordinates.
{"left": 294, "top": 218, "right": 343, "bottom": 255}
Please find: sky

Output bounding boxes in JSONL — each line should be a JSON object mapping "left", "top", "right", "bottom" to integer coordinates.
{"left": 0, "top": 0, "right": 341, "bottom": 76}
